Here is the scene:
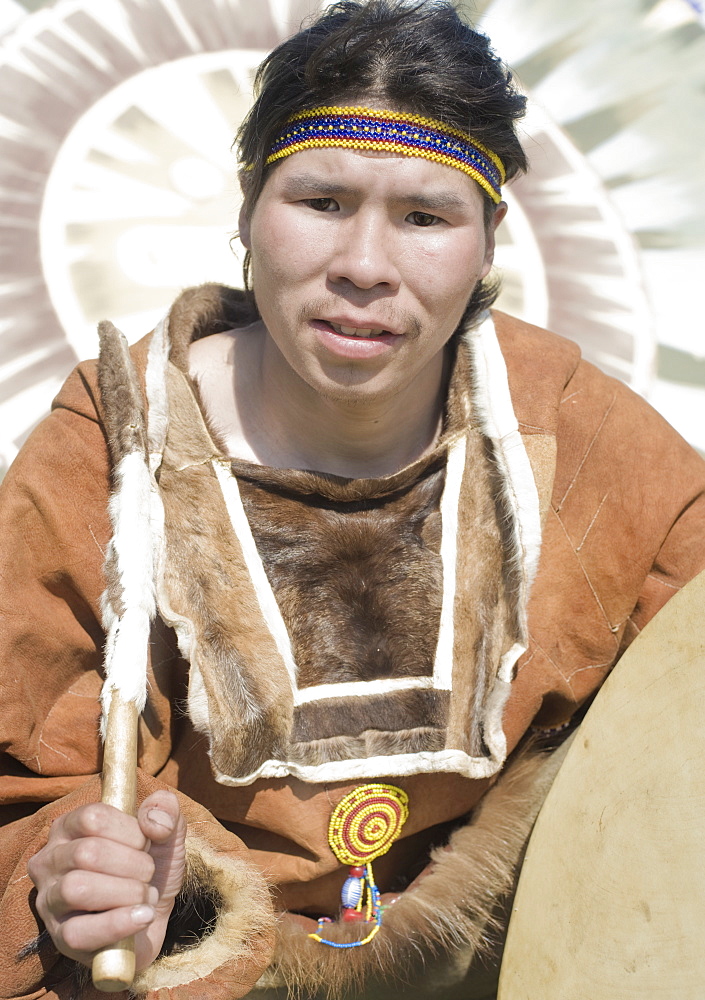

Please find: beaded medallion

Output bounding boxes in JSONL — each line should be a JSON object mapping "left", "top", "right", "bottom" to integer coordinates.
{"left": 309, "top": 782, "right": 409, "bottom": 949}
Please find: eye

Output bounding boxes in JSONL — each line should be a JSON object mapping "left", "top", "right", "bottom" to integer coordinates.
{"left": 408, "top": 211, "right": 441, "bottom": 227}
{"left": 304, "top": 197, "right": 338, "bottom": 212}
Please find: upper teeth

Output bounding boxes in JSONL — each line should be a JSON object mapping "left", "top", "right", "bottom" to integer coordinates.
{"left": 330, "top": 323, "right": 383, "bottom": 338}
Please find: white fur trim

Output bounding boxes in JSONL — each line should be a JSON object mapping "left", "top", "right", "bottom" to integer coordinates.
{"left": 100, "top": 451, "right": 155, "bottom": 720}
{"left": 145, "top": 314, "right": 171, "bottom": 474}
{"left": 132, "top": 834, "right": 274, "bottom": 993}
{"left": 498, "top": 640, "right": 527, "bottom": 685}
{"left": 481, "top": 676, "right": 512, "bottom": 771}
{"left": 295, "top": 675, "right": 434, "bottom": 704}
{"left": 186, "top": 655, "right": 212, "bottom": 735}
{"left": 212, "top": 458, "right": 300, "bottom": 690}
{"left": 213, "top": 744, "right": 507, "bottom": 786}
{"left": 433, "top": 432, "right": 466, "bottom": 689}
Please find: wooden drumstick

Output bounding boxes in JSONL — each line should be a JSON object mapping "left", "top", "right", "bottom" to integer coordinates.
{"left": 91, "top": 323, "right": 157, "bottom": 991}
{"left": 92, "top": 696, "right": 139, "bottom": 991}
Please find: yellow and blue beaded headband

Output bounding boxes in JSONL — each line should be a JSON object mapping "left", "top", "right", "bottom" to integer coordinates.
{"left": 260, "top": 105, "right": 506, "bottom": 204}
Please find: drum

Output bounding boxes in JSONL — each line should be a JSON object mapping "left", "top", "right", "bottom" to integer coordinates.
{"left": 498, "top": 570, "right": 705, "bottom": 998}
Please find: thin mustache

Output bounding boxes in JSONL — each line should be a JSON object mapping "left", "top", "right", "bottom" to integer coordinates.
{"left": 297, "top": 299, "right": 422, "bottom": 339}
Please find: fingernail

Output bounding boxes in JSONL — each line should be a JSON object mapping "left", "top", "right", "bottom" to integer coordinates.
{"left": 146, "top": 807, "right": 174, "bottom": 832}
{"left": 148, "top": 885, "right": 159, "bottom": 906}
{"left": 131, "top": 905, "right": 154, "bottom": 924}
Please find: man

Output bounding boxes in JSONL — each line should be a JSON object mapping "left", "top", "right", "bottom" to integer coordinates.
{"left": 1, "top": 2, "right": 704, "bottom": 998}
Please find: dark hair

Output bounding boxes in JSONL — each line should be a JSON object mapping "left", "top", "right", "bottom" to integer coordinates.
{"left": 236, "top": 0, "right": 528, "bottom": 321}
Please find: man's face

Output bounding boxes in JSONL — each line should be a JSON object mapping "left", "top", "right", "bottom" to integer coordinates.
{"left": 239, "top": 145, "right": 505, "bottom": 406}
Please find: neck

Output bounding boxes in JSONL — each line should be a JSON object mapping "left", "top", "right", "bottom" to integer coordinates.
{"left": 244, "top": 330, "right": 449, "bottom": 478}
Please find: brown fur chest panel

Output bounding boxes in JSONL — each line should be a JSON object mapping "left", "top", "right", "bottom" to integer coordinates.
{"left": 234, "top": 458, "right": 445, "bottom": 690}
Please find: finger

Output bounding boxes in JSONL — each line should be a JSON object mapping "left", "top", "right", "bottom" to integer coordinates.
{"left": 141, "top": 795, "right": 187, "bottom": 905}
{"left": 60, "top": 803, "right": 149, "bottom": 851}
{"left": 46, "top": 870, "right": 159, "bottom": 918}
{"left": 51, "top": 838, "right": 156, "bottom": 883}
{"left": 56, "top": 903, "right": 155, "bottom": 964}
{"left": 137, "top": 790, "right": 181, "bottom": 844}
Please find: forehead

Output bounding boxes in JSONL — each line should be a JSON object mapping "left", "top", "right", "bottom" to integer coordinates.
{"left": 260, "top": 146, "right": 486, "bottom": 210}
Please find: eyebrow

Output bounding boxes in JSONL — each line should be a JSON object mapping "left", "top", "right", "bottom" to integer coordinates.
{"left": 281, "top": 173, "right": 354, "bottom": 197}
{"left": 398, "top": 192, "right": 468, "bottom": 213}
{"left": 280, "top": 172, "right": 469, "bottom": 213}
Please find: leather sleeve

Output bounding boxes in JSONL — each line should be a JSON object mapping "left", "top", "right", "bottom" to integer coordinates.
{"left": 0, "top": 363, "right": 275, "bottom": 998}
{"left": 0, "top": 348, "right": 179, "bottom": 798}
{"left": 505, "top": 356, "right": 705, "bottom": 738}
{"left": 0, "top": 367, "right": 111, "bottom": 797}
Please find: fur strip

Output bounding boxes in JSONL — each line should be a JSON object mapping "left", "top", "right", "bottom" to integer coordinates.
{"left": 256, "top": 739, "right": 573, "bottom": 999}
{"left": 444, "top": 421, "right": 508, "bottom": 760}
{"left": 97, "top": 319, "right": 148, "bottom": 466}
{"left": 157, "top": 457, "right": 296, "bottom": 776}
{"left": 213, "top": 457, "right": 299, "bottom": 693}
{"left": 132, "top": 834, "right": 275, "bottom": 993}
{"left": 97, "top": 322, "right": 156, "bottom": 723}
{"left": 463, "top": 314, "right": 543, "bottom": 654}
{"left": 433, "top": 434, "right": 466, "bottom": 689}
{"left": 145, "top": 314, "right": 172, "bottom": 471}
{"left": 167, "top": 283, "right": 258, "bottom": 374}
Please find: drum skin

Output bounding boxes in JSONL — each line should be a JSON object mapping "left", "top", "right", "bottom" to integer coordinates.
{"left": 498, "top": 570, "right": 705, "bottom": 999}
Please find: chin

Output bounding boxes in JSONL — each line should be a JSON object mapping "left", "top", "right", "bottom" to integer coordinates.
{"left": 309, "top": 367, "right": 402, "bottom": 405}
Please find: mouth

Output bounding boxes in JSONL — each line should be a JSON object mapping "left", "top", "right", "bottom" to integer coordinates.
{"left": 325, "top": 321, "right": 396, "bottom": 339}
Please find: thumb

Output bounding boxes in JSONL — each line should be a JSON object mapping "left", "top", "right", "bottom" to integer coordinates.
{"left": 138, "top": 791, "right": 187, "bottom": 910}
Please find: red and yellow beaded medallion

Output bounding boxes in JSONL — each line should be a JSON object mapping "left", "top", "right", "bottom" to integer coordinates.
{"left": 309, "top": 783, "right": 409, "bottom": 949}
{"left": 329, "top": 783, "right": 409, "bottom": 865}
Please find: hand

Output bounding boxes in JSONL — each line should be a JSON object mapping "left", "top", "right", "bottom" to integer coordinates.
{"left": 28, "top": 789, "right": 187, "bottom": 972}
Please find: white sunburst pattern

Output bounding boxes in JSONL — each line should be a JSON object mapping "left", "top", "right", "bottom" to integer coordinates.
{"left": 0, "top": 0, "right": 703, "bottom": 478}
{"left": 0, "top": 0, "right": 321, "bottom": 472}
{"left": 472, "top": 0, "right": 705, "bottom": 449}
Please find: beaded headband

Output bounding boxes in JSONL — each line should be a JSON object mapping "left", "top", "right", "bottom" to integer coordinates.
{"left": 261, "top": 106, "right": 506, "bottom": 204}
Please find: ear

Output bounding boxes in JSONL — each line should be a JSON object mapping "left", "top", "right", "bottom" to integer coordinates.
{"left": 238, "top": 201, "right": 251, "bottom": 250}
{"left": 237, "top": 170, "right": 253, "bottom": 249}
{"left": 480, "top": 200, "right": 508, "bottom": 279}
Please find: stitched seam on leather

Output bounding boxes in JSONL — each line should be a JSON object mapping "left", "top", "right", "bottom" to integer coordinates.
{"left": 515, "top": 642, "right": 537, "bottom": 676}
{"left": 555, "top": 394, "right": 616, "bottom": 511}
{"left": 646, "top": 572, "right": 680, "bottom": 591}
{"left": 560, "top": 389, "right": 583, "bottom": 404}
{"left": 575, "top": 492, "right": 609, "bottom": 552}
{"left": 552, "top": 508, "right": 618, "bottom": 636}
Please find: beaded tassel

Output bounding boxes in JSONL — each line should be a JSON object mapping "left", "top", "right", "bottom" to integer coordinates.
{"left": 309, "top": 783, "right": 409, "bottom": 949}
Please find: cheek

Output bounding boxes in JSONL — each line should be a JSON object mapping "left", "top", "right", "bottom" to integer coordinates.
{"left": 250, "top": 233, "right": 290, "bottom": 288}
{"left": 250, "top": 210, "right": 330, "bottom": 287}
{"left": 413, "top": 227, "right": 487, "bottom": 278}
{"left": 410, "top": 241, "right": 485, "bottom": 315}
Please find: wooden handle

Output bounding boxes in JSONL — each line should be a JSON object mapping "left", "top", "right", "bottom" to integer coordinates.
{"left": 91, "top": 939, "right": 136, "bottom": 993}
{"left": 92, "top": 695, "right": 139, "bottom": 993}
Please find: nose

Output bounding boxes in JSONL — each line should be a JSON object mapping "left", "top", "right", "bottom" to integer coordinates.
{"left": 328, "top": 211, "right": 401, "bottom": 291}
